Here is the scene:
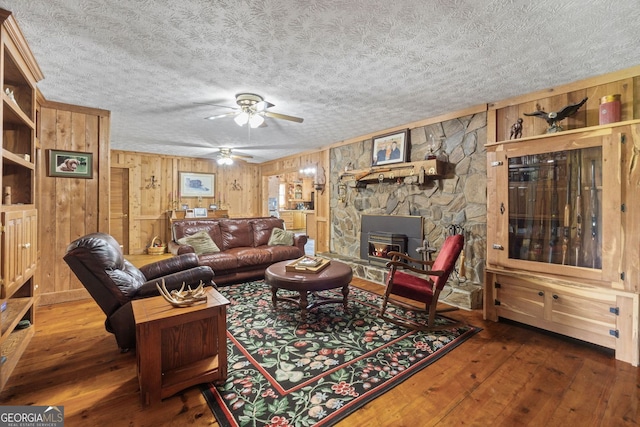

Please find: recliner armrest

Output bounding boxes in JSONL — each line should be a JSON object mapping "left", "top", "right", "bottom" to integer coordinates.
{"left": 139, "top": 253, "right": 200, "bottom": 280}
{"left": 135, "top": 266, "right": 216, "bottom": 299}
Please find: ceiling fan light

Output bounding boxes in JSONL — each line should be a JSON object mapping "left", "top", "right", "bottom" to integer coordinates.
{"left": 249, "top": 114, "right": 265, "bottom": 128}
{"left": 217, "top": 156, "right": 233, "bottom": 165}
{"left": 254, "top": 101, "right": 268, "bottom": 111}
{"left": 234, "top": 112, "right": 249, "bottom": 126}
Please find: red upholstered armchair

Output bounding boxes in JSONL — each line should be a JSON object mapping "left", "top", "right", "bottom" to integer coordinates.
{"left": 379, "top": 233, "right": 464, "bottom": 331}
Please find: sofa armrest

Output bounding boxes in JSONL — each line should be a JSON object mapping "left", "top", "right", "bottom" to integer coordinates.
{"left": 168, "top": 240, "right": 196, "bottom": 256}
{"left": 135, "top": 266, "right": 216, "bottom": 299}
{"left": 139, "top": 253, "right": 199, "bottom": 280}
{"left": 294, "top": 234, "right": 308, "bottom": 252}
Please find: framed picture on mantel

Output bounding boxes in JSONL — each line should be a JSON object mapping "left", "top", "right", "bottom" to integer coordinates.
{"left": 372, "top": 129, "right": 409, "bottom": 166}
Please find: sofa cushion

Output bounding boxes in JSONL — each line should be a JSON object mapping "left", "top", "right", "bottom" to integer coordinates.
{"left": 172, "top": 220, "right": 223, "bottom": 250}
{"left": 227, "top": 247, "right": 273, "bottom": 267}
{"left": 177, "top": 230, "right": 220, "bottom": 255}
{"left": 251, "top": 217, "right": 286, "bottom": 247}
{"left": 220, "top": 219, "right": 254, "bottom": 249}
{"left": 262, "top": 244, "right": 304, "bottom": 262}
{"left": 268, "top": 227, "right": 295, "bottom": 246}
{"left": 198, "top": 251, "right": 239, "bottom": 272}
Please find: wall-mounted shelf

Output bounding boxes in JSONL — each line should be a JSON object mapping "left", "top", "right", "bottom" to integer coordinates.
{"left": 339, "top": 159, "right": 445, "bottom": 185}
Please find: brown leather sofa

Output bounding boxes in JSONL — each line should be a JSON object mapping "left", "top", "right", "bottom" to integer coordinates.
{"left": 168, "top": 217, "right": 307, "bottom": 286}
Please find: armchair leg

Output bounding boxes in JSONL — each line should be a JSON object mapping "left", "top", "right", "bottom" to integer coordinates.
{"left": 379, "top": 297, "right": 465, "bottom": 332}
{"left": 379, "top": 296, "right": 389, "bottom": 317}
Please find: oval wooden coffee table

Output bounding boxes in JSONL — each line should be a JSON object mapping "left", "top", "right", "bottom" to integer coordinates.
{"left": 265, "top": 259, "right": 353, "bottom": 318}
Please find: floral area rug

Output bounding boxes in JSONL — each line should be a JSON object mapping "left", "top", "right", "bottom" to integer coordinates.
{"left": 202, "top": 280, "right": 480, "bottom": 427}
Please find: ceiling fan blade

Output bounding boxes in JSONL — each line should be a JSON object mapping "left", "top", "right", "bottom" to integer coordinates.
{"left": 205, "top": 111, "right": 238, "bottom": 120}
{"left": 231, "top": 153, "right": 254, "bottom": 159}
{"left": 194, "top": 102, "right": 237, "bottom": 110}
{"left": 254, "top": 100, "right": 275, "bottom": 112}
{"left": 264, "top": 111, "right": 304, "bottom": 123}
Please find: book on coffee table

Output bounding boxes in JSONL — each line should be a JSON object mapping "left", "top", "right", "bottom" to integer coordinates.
{"left": 297, "top": 256, "right": 322, "bottom": 267}
{"left": 285, "top": 256, "right": 331, "bottom": 273}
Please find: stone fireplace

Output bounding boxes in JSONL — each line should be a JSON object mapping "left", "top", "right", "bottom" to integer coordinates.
{"left": 326, "top": 111, "right": 488, "bottom": 309}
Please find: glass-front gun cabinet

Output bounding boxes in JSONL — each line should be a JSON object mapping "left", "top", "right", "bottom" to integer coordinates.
{"left": 507, "top": 147, "right": 601, "bottom": 269}
{"left": 485, "top": 121, "right": 640, "bottom": 366}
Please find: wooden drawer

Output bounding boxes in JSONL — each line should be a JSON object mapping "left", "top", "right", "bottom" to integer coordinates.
{"left": 487, "top": 270, "right": 637, "bottom": 362}
{"left": 494, "top": 275, "right": 545, "bottom": 320}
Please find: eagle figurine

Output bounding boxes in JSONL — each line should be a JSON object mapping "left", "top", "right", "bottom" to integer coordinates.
{"left": 524, "top": 97, "right": 588, "bottom": 133}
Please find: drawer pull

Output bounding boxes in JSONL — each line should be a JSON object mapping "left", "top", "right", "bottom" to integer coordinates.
{"left": 538, "top": 291, "right": 544, "bottom": 297}
{"left": 492, "top": 244, "right": 504, "bottom": 250}
{"left": 552, "top": 294, "right": 559, "bottom": 300}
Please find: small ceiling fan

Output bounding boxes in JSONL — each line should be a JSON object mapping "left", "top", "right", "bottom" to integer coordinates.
{"left": 214, "top": 148, "right": 253, "bottom": 165}
{"left": 204, "top": 93, "right": 304, "bottom": 128}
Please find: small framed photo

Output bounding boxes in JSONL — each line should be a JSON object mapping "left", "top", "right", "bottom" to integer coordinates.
{"left": 179, "top": 172, "right": 215, "bottom": 197}
{"left": 193, "top": 207, "right": 208, "bottom": 217}
{"left": 47, "top": 150, "right": 93, "bottom": 178}
{"left": 372, "top": 129, "right": 409, "bottom": 166}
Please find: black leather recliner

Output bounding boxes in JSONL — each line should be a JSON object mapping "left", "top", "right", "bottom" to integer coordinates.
{"left": 63, "top": 232, "right": 216, "bottom": 351}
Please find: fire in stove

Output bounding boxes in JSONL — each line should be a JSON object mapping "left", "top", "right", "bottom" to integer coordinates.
{"left": 367, "top": 232, "right": 408, "bottom": 266}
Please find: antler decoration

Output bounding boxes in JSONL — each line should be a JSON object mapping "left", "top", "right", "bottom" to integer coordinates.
{"left": 156, "top": 280, "right": 207, "bottom": 307}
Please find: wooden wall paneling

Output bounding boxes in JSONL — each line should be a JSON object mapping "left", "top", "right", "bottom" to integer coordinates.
{"left": 634, "top": 77, "right": 640, "bottom": 120}
{"left": 314, "top": 149, "right": 330, "bottom": 253}
{"left": 585, "top": 78, "right": 634, "bottom": 126}
{"left": 161, "top": 156, "right": 173, "bottom": 212}
{"left": 138, "top": 155, "right": 163, "bottom": 252}
{"left": 224, "top": 162, "right": 260, "bottom": 217}
{"left": 108, "top": 150, "right": 263, "bottom": 252}
{"left": 125, "top": 152, "right": 141, "bottom": 253}
{"left": 67, "top": 112, "right": 88, "bottom": 293}
{"left": 37, "top": 101, "right": 109, "bottom": 304}
{"left": 140, "top": 155, "right": 158, "bottom": 216}
{"left": 38, "top": 107, "right": 58, "bottom": 297}
{"left": 54, "top": 109, "right": 73, "bottom": 294}
{"left": 495, "top": 105, "right": 518, "bottom": 142}
{"left": 85, "top": 115, "right": 100, "bottom": 233}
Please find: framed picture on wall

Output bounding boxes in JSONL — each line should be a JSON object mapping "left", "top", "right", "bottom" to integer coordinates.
{"left": 179, "top": 172, "right": 215, "bottom": 197}
{"left": 371, "top": 129, "right": 409, "bottom": 166}
{"left": 47, "top": 150, "right": 93, "bottom": 178}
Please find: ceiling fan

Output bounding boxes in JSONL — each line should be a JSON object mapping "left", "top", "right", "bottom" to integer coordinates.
{"left": 214, "top": 148, "right": 253, "bottom": 165}
{"left": 204, "top": 93, "right": 304, "bottom": 128}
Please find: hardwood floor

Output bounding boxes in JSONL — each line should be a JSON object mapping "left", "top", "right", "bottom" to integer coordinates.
{"left": 1, "top": 277, "right": 638, "bottom": 426}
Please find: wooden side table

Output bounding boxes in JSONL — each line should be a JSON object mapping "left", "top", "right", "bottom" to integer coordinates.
{"left": 132, "top": 287, "right": 229, "bottom": 406}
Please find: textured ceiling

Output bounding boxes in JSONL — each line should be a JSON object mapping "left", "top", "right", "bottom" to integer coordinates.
{"left": 1, "top": 1, "right": 639, "bottom": 163}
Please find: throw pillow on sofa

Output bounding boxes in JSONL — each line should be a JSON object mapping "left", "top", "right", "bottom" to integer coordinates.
{"left": 268, "top": 227, "right": 294, "bottom": 246}
{"left": 177, "top": 230, "right": 220, "bottom": 255}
